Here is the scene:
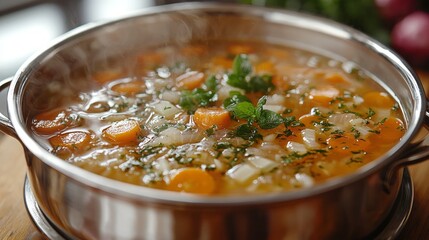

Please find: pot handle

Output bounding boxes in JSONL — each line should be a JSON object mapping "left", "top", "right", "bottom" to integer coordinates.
{"left": 0, "top": 77, "right": 17, "bottom": 138}
{"left": 382, "top": 101, "right": 429, "bottom": 192}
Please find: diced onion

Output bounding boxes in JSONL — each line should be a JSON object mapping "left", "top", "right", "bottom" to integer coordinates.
{"left": 263, "top": 105, "right": 285, "bottom": 114}
{"left": 294, "top": 173, "right": 314, "bottom": 188}
{"left": 214, "top": 159, "right": 225, "bottom": 171}
{"left": 349, "top": 118, "right": 366, "bottom": 126}
{"left": 159, "top": 127, "right": 181, "bottom": 137}
{"left": 156, "top": 157, "right": 170, "bottom": 173}
{"left": 226, "top": 163, "right": 260, "bottom": 183}
{"left": 266, "top": 94, "right": 286, "bottom": 105}
{"left": 328, "top": 113, "right": 357, "bottom": 129}
{"left": 246, "top": 147, "right": 263, "bottom": 157}
{"left": 151, "top": 127, "right": 203, "bottom": 146}
{"left": 145, "top": 114, "right": 167, "bottom": 130}
{"left": 247, "top": 156, "right": 279, "bottom": 173}
{"left": 350, "top": 118, "right": 371, "bottom": 138}
{"left": 301, "top": 129, "right": 320, "bottom": 149}
{"left": 352, "top": 126, "right": 372, "bottom": 138}
{"left": 353, "top": 95, "right": 364, "bottom": 105}
{"left": 152, "top": 100, "right": 181, "bottom": 119}
{"left": 286, "top": 141, "right": 308, "bottom": 154}
{"left": 217, "top": 85, "right": 245, "bottom": 102}
{"left": 160, "top": 90, "right": 180, "bottom": 104}
{"left": 263, "top": 134, "right": 277, "bottom": 142}
{"left": 373, "top": 108, "right": 391, "bottom": 122}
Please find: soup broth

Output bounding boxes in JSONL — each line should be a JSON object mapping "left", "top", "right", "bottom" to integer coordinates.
{"left": 31, "top": 41, "right": 405, "bottom": 195}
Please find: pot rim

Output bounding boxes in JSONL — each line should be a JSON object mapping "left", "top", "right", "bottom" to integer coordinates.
{"left": 8, "top": 2, "right": 425, "bottom": 206}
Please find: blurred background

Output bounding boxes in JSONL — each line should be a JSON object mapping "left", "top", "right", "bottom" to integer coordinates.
{"left": 1, "top": 0, "right": 428, "bottom": 134}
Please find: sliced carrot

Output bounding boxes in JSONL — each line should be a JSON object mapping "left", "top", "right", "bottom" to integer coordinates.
{"left": 49, "top": 131, "right": 92, "bottom": 152}
{"left": 371, "top": 117, "right": 405, "bottom": 143}
{"left": 176, "top": 71, "right": 205, "bottom": 90}
{"left": 103, "top": 119, "right": 142, "bottom": 145}
{"left": 168, "top": 168, "right": 216, "bottom": 194}
{"left": 309, "top": 85, "right": 340, "bottom": 106}
{"left": 325, "top": 73, "right": 347, "bottom": 84}
{"left": 265, "top": 47, "right": 291, "bottom": 60}
{"left": 227, "top": 44, "right": 253, "bottom": 55}
{"left": 327, "top": 133, "right": 370, "bottom": 155}
{"left": 211, "top": 56, "right": 233, "bottom": 69}
{"left": 111, "top": 81, "right": 145, "bottom": 95}
{"left": 32, "top": 108, "right": 77, "bottom": 135}
{"left": 363, "top": 91, "right": 394, "bottom": 108}
{"left": 255, "top": 61, "right": 275, "bottom": 74}
{"left": 93, "top": 70, "right": 123, "bottom": 84}
{"left": 193, "top": 107, "right": 231, "bottom": 130}
{"left": 180, "top": 45, "right": 206, "bottom": 56}
{"left": 136, "top": 52, "right": 164, "bottom": 67}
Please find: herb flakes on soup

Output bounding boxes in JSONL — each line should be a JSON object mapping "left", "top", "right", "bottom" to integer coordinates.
{"left": 31, "top": 41, "right": 405, "bottom": 195}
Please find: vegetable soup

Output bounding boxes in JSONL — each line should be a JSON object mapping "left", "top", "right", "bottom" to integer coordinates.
{"left": 31, "top": 41, "right": 405, "bottom": 195}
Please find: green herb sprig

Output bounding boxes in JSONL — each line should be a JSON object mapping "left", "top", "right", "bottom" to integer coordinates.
{"left": 227, "top": 95, "right": 284, "bottom": 129}
{"left": 227, "top": 54, "right": 274, "bottom": 94}
{"left": 179, "top": 75, "right": 218, "bottom": 114}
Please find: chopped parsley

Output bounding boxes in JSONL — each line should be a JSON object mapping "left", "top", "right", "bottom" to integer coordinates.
{"left": 226, "top": 95, "right": 284, "bottom": 130}
{"left": 367, "top": 108, "right": 376, "bottom": 118}
{"left": 226, "top": 54, "right": 274, "bottom": 94}
{"left": 230, "top": 124, "right": 262, "bottom": 141}
{"left": 179, "top": 75, "right": 218, "bottom": 114}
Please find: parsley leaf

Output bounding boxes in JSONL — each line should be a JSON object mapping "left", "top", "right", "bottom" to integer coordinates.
{"left": 367, "top": 108, "right": 376, "bottom": 118}
{"left": 227, "top": 73, "right": 248, "bottom": 90}
{"left": 204, "top": 75, "right": 217, "bottom": 91}
{"left": 223, "top": 91, "right": 251, "bottom": 110}
{"left": 248, "top": 75, "right": 274, "bottom": 93}
{"left": 231, "top": 102, "right": 256, "bottom": 120}
{"left": 227, "top": 54, "right": 274, "bottom": 94}
{"left": 232, "top": 54, "right": 252, "bottom": 76}
{"left": 227, "top": 95, "right": 284, "bottom": 130}
{"left": 179, "top": 89, "right": 216, "bottom": 113}
{"left": 258, "top": 110, "right": 284, "bottom": 129}
{"left": 179, "top": 76, "right": 218, "bottom": 114}
{"left": 232, "top": 124, "right": 262, "bottom": 141}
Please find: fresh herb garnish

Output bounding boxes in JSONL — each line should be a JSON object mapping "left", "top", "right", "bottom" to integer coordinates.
{"left": 179, "top": 76, "right": 218, "bottom": 114}
{"left": 351, "top": 127, "right": 361, "bottom": 139}
{"left": 205, "top": 125, "right": 217, "bottom": 136}
{"left": 227, "top": 95, "right": 284, "bottom": 130}
{"left": 283, "top": 116, "right": 303, "bottom": 127}
{"left": 223, "top": 91, "right": 251, "bottom": 110}
{"left": 367, "top": 108, "right": 376, "bottom": 118}
{"left": 231, "top": 124, "right": 262, "bottom": 141}
{"left": 227, "top": 54, "right": 274, "bottom": 94}
{"left": 331, "top": 129, "right": 345, "bottom": 136}
{"left": 281, "top": 149, "right": 327, "bottom": 164}
{"left": 213, "top": 141, "right": 250, "bottom": 166}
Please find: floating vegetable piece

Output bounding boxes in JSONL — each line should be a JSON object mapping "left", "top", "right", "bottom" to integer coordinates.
{"left": 103, "top": 119, "right": 142, "bottom": 145}
{"left": 168, "top": 168, "right": 216, "bottom": 194}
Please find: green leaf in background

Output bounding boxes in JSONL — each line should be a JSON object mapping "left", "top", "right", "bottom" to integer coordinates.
{"left": 233, "top": 54, "right": 252, "bottom": 76}
{"left": 241, "top": 0, "right": 390, "bottom": 44}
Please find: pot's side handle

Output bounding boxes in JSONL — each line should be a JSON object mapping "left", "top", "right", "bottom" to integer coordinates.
{"left": 383, "top": 101, "right": 429, "bottom": 192}
{"left": 0, "top": 77, "right": 17, "bottom": 138}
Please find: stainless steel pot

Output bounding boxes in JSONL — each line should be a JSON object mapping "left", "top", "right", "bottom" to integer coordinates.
{"left": 1, "top": 3, "right": 429, "bottom": 239}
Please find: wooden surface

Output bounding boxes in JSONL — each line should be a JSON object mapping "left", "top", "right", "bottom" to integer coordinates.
{"left": 1, "top": 72, "right": 429, "bottom": 240}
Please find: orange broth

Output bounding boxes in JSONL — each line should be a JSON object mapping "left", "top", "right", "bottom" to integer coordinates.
{"left": 31, "top": 42, "right": 405, "bottom": 195}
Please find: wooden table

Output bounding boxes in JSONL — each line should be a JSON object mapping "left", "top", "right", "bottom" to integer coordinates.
{"left": 1, "top": 72, "right": 429, "bottom": 240}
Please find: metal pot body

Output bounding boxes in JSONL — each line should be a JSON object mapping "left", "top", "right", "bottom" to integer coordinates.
{"left": 27, "top": 154, "right": 402, "bottom": 240}
{"left": 2, "top": 3, "right": 427, "bottom": 240}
